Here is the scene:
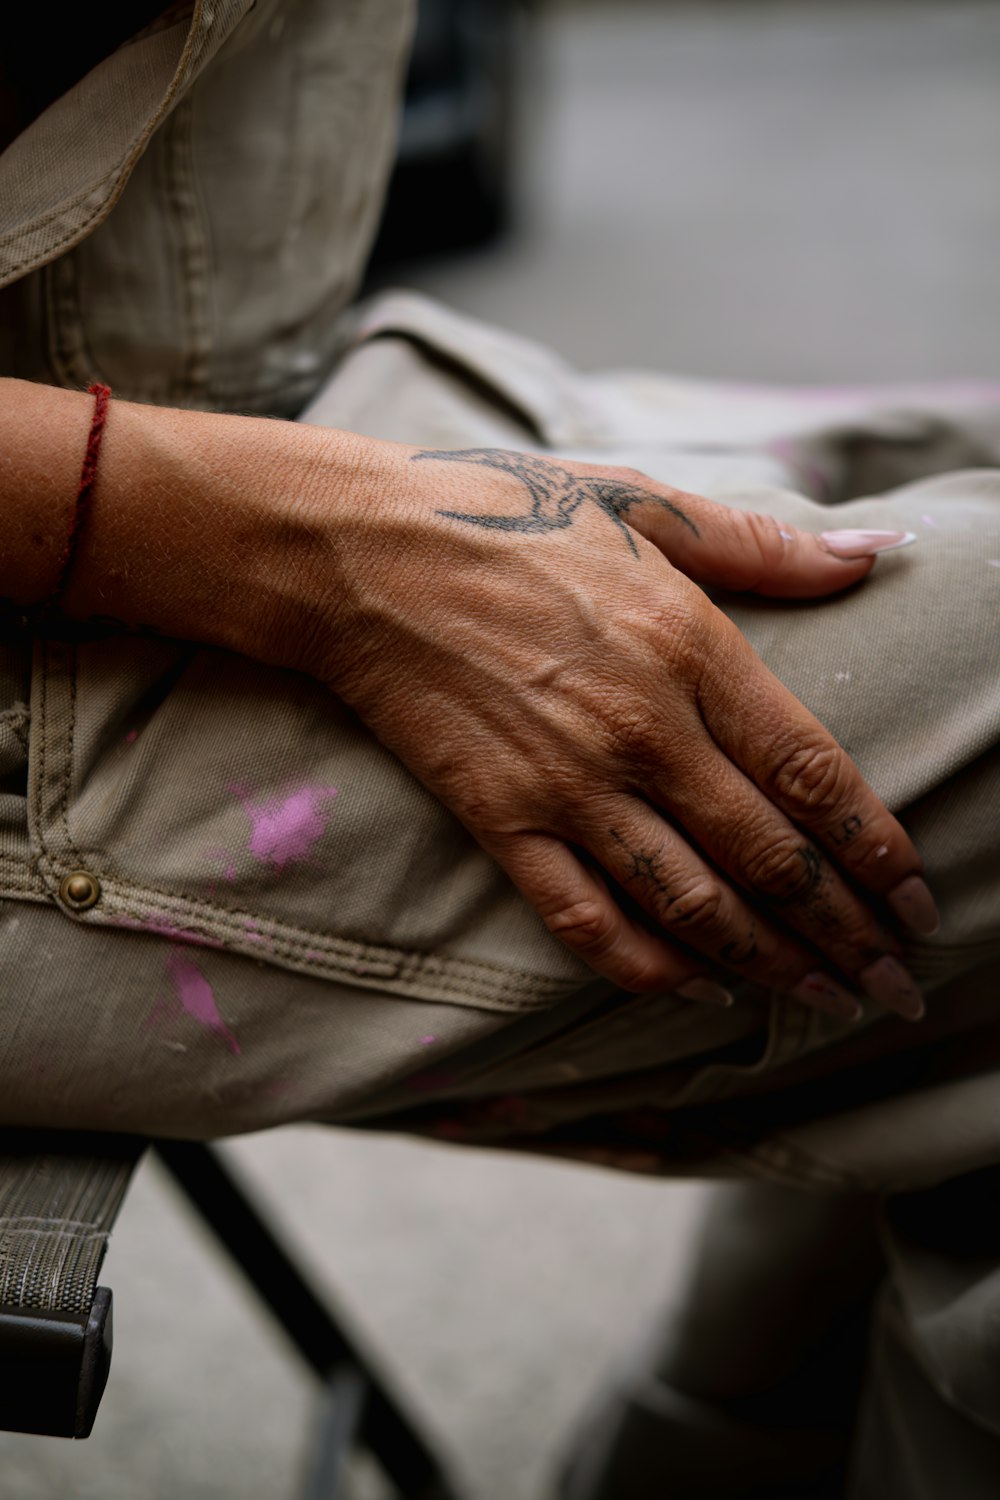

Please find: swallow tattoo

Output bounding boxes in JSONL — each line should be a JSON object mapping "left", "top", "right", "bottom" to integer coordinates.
{"left": 411, "top": 447, "right": 699, "bottom": 558}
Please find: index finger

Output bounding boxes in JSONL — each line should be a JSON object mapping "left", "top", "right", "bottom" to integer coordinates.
{"left": 698, "top": 627, "right": 939, "bottom": 937}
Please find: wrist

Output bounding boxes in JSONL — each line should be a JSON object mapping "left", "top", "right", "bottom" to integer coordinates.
{"left": 58, "top": 399, "right": 376, "bottom": 672}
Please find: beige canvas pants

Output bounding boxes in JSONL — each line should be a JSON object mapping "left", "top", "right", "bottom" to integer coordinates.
{"left": 1, "top": 0, "right": 998, "bottom": 1483}
{"left": 2, "top": 290, "right": 998, "bottom": 1178}
{"left": 2, "top": 292, "right": 999, "bottom": 1492}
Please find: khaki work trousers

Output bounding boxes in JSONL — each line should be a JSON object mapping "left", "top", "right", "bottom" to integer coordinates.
{"left": 2, "top": 293, "right": 999, "bottom": 1493}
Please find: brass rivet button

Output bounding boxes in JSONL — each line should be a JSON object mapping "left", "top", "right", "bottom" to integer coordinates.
{"left": 59, "top": 871, "right": 102, "bottom": 911}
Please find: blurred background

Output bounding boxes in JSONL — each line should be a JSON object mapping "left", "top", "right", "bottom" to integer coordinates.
{"left": 4, "top": 2, "right": 1000, "bottom": 1497}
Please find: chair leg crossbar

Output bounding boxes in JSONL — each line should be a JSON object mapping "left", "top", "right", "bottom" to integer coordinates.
{"left": 0, "top": 1132, "right": 462, "bottom": 1499}
{"left": 154, "top": 1140, "right": 461, "bottom": 1500}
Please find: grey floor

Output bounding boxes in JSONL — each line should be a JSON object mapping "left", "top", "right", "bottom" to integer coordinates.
{"left": 5, "top": 3, "right": 1000, "bottom": 1497}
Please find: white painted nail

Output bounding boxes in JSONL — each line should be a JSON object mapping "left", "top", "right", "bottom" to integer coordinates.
{"left": 819, "top": 529, "right": 917, "bottom": 559}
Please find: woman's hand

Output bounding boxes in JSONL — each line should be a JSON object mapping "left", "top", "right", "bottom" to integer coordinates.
{"left": 2, "top": 380, "right": 928, "bottom": 1020}
{"left": 289, "top": 440, "right": 933, "bottom": 1022}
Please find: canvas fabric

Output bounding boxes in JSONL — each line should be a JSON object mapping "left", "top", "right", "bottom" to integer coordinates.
{"left": 1, "top": 4, "right": 1000, "bottom": 1479}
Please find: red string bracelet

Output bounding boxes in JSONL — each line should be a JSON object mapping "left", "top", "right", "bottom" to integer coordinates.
{"left": 51, "top": 382, "right": 112, "bottom": 604}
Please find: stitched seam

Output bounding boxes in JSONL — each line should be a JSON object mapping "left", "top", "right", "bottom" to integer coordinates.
{"left": 0, "top": 872, "right": 46, "bottom": 898}
{"left": 45, "top": 254, "right": 104, "bottom": 396}
{"left": 32, "top": 643, "right": 51, "bottom": 884}
{"left": 59, "top": 647, "right": 83, "bottom": 868}
{"left": 84, "top": 889, "right": 571, "bottom": 1005}
{"left": 75, "top": 871, "right": 568, "bottom": 989}
{"left": 2, "top": 1217, "right": 108, "bottom": 1228}
{"left": 164, "top": 95, "right": 212, "bottom": 403}
{"left": 0, "top": 1, "right": 220, "bottom": 280}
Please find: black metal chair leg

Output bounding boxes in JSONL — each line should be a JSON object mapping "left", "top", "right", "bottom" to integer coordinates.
{"left": 154, "top": 1140, "right": 461, "bottom": 1500}
{"left": 303, "top": 1364, "right": 367, "bottom": 1500}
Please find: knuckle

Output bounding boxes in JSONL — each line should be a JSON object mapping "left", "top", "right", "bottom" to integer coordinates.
{"left": 543, "top": 898, "right": 617, "bottom": 954}
{"left": 602, "top": 705, "right": 663, "bottom": 763}
{"left": 615, "top": 464, "right": 653, "bottom": 488}
{"left": 767, "top": 738, "right": 848, "bottom": 816}
{"left": 666, "top": 877, "right": 726, "bottom": 931}
{"left": 837, "top": 911, "right": 884, "bottom": 957}
{"left": 742, "top": 837, "right": 821, "bottom": 901}
{"left": 617, "top": 953, "right": 671, "bottom": 993}
{"left": 739, "top": 511, "right": 784, "bottom": 585}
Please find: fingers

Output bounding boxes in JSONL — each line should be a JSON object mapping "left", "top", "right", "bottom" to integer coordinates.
{"left": 618, "top": 475, "right": 914, "bottom": 598}
{"left": 660, "top": 742, "right": 925, "bottom": 1020}
{"left": 697, "top": 627, "right": 935, "bottom": 1011}
{"left": 582, "top": 806, "right": 865, "bottom": 1022}
{"left": 488, "top": 830, "right": 716, "bottom": 997}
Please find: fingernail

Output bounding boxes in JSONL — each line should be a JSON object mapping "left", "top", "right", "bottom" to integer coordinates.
{"left": 887, "top": 875, "right": 940, "bottom": 936}
{"left": 859, "top": 955, "right": 925, "bottom": 1021}
{"left": 789, "top": 971, "right": 863, "bottom": 1022}
{"left": 677, "top": 978, "right": 734, "bottom": 1007}
{"left": 819, "top": 529, "right": 917, "bottom": 559}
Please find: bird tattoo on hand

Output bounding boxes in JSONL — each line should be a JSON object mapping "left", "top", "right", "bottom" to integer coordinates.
{"left": 411, "top": 447, "right": 699, "bottom": 558}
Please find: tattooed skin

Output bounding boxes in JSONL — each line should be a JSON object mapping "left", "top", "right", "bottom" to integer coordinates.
{"left": 411, "top": 448, "right": 700, "bottom": 558}
{"left": 829, "top": 814, "right": 863, "bottom": 849}
{"left": 763, "top": 844, "right": 826, "bottom": 907}
{"left": 610, "top": 829, "right": 672, "bottom": 898}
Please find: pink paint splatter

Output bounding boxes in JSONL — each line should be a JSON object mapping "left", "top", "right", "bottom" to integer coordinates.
{"left": 303, "top": 948, "right": 325, "bottom": 961}
{"left": 125, "top": 729, "right": 138, "bottom": 744}
{"left": 166, "top": 950, "right": 241, "bottom": 1055}
{"left": 229, "top": 782, "right": 338, "bottom": 870}
{"left": 243, "top": 920, "right": 271, "bottom": 948}
{"left": 921, "top": 514, "right": 939, "bottom": 528}
{"left": 420, "top": 1035, "right": 437, "bottom": 1046}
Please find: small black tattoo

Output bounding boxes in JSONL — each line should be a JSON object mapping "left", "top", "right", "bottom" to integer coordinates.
{"left": 609, "top": 829, "right": 672, "bottom": 897}
{"left": 763, "top": 844, "right": 825, "bottom": 907}
{"left": 412, "top": 448, "right": 700, "bottom": 558}
{"left": 829, "top": 814, "right": 863, "bottom": 849}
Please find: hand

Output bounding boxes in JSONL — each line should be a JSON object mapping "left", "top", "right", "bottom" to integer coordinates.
{"left": 291, "top": 441, "right": 934, "bottom": 1022}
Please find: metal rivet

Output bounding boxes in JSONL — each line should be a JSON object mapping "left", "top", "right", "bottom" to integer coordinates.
{"left": 59, "top": 871, "right": 101, "bottom": 911}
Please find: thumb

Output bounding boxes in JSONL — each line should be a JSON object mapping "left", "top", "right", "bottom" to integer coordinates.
{"left": 628, "top": 486, "right": 916, "bottom": 598}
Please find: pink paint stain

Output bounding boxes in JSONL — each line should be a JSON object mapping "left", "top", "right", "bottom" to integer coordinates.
{"left": 125, "top": 729, "right": 139, "bottom": 744}
{"left": 229, "top": 782, "right": 338, "bottom": 870}
{"left": 988, "top": 560, "right": 1000, "bottom": 569}
{"left": 166, "top": 949, "right": 241, "bottom": 1055}
{"left": 921, "top": 514, "right": 939, "bottom": 528}
{"left": 243, "top": 920, "right": 271, "bottom": 948}
{"left": 420, "top": 1035, "right": 437, "bottom": 1046}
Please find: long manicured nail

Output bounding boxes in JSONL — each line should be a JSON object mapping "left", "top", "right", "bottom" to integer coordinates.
{"left": 859, "top": 955, "right": 925, "bottom": 1021}
{"left": 887, "top": 875, "right": 940, "bottom": 937}
{"left": 677, "top": 978, "right": 734, "bottom": 1007}
{"left": 790, "top": 971, "right": 863, "bottom": 1022}
{"left": 819, "top": 529, "right": 917, "bottom": 559}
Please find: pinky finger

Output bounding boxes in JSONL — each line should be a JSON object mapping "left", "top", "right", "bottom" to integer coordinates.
{"left": 490, "top": 831, "right": 728, "bottom": 1001}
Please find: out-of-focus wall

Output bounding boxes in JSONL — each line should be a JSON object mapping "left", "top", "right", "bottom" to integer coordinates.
{"left": 397, "top": 0, "right": 1000, "bottom": 380}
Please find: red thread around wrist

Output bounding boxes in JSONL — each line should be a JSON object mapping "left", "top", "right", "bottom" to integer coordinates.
{"left": 50, "top": 382, "right": 111, "bottom": 604}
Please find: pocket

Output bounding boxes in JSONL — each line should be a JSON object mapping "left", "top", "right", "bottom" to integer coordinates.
{"left": 27, "top": 636, "right": 591, "bottom": 1016}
